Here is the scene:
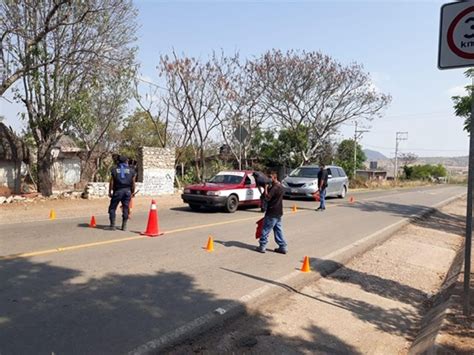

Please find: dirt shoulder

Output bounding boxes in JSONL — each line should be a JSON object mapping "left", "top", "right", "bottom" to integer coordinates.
{"left": 0, "top": 194, "right": 185, "bottom": 225}
{"left": 169, "top": 198, "right": 473, "bottom": 354}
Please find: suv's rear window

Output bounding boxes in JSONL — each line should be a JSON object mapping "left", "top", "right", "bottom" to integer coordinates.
{"left": 289, "top": 167, "right": 320, "bottom": 178}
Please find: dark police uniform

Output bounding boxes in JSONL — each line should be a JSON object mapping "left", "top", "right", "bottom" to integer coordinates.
{"left": 108, "top": 162, "right": 136, "bottom": 229}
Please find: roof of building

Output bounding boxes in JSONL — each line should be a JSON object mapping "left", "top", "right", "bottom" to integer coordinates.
{"left": 54, "top": 136, "right": 82, "bottom": 153}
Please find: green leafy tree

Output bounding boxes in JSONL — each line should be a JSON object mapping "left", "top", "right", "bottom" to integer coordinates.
{"left": 404, "top": 164, "right": 447, "bottom": 180}
{"left": 452, "top": 68, "right": 474, "bottom": 132}
{"left": 335, "top": 139, "right": 366, "bottom": 179}
{"left": 248, "top": 126, "right": 310, "bottom": 168}
{"left": 120, "top": 110, "right": 167, "bottom": 160}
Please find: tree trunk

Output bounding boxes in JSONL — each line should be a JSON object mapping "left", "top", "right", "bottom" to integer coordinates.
{"left": 37, "top": 148, "right": 54, "bottom": 196}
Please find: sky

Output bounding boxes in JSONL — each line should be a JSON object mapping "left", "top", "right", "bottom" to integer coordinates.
{"left": 0, "top": 0, "right": 471, "bottom": 158}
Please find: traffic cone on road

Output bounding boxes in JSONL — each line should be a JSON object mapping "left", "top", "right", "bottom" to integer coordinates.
{"left": 292, "top": 204, "right": 298, "bottom": 212}
{"left": 301, "top": 256, "right": 311, "bottom": 273}
{"left": 89, "top": 216, "right": 97, "bottom": 228}
{"left": 349, "top": 196, "right": 355, "bottom": 203}
{"left": 141, "top": 200, "right": 163, "bottom": 237}
{"left": 205, "top": 236, "right": 214, "bottom": 252}
{"left": 49, "top": 209, "right": 56, "bottom": 220}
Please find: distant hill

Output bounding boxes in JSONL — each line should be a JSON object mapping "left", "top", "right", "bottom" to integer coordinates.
{"left": 363, "top": 149, "right": 387, "bottom": 161}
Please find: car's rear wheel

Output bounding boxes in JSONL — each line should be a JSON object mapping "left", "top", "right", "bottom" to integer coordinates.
{"left": 225, "top": 195, "right": 239, "bottom": 213}
{"left": 338, "top": 186, "right": 347, "bottom": 198}
{"left": 189, "top": 203, "right": 201, "bottom": 211}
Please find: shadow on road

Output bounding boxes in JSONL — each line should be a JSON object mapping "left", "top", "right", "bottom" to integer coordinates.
{"left": 0, "top": 257, "right": 236, "bottom": 354}
{"left": 0, "top": 256, "right": 362, "bottom": 354}
{"left": 77, "top": 223, "right": 115, "bottom": 230}
{"left": 214, "top": 240, "right": 257, "bottom": 251}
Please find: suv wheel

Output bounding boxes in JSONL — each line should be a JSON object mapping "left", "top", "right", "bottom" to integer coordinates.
{"left": 338, "top": 186, "right": 347, "bottom": 199}
{"left": 225, "top": 195, "right": 239, "bottom": 213}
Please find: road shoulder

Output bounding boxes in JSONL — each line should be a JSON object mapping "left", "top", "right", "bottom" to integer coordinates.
{"left": 167, "top": 198, "right": 472, "bottom": 354}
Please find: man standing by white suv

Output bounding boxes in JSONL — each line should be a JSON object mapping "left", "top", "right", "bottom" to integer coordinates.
{"left": 316, "top": 163, "right": 329, "bottom": 211}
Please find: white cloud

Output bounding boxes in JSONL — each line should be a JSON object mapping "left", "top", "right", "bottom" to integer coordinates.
{"left": 447, "top": 85, "right": 467, "bottom": 97}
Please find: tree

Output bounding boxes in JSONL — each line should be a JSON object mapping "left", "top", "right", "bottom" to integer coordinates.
{"left": 120, "top": 110, "right": 167, "bottom": 160}
{"left": 212, "top": 53, "right": 269, "bottom": 169}
{"left": 6, "top": 0, "right": 137, "bottom": 195}
{"left": 452, "top": 69, "right": 474, "bottom": 132}
{"left": 399, "top": 152, "right": 418, "bottom": 167}
{"left": 404, "top": 164, "right": 447, "bottom": 180}
{"left": 253, "top": 49, "right": 391, "bottom": 165}
{"left": 1, "top": 0, "right": 72, "bottom": 95}
{"left": 160, "top": 52, "right": 225, "bottom": 182}
{"left": 71, "top": 67, "right": 135, "bottom": 184}
{"left": 335, "top": 139, "right": 366, "bottom": 179}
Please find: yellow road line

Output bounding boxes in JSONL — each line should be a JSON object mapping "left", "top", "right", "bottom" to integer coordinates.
{"left": 1, "top": 214, "right": 282, "bottom": 261}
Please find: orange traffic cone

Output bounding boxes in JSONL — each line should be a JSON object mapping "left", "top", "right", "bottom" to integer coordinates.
{"left": 292, "top": 204, "right": 298, "bottom": 212}
{"left": 49, "top": 209, "right": 56, "bottom": 220}
{"left": 349, "top": 196, "right": 355, "bottom": 203}
{"left": 301, "top": 256, "right": 311, "bottom": 273}
{"left": 141, "top": 200, "right": 164, "bottom": 237}
{"left": 205, "top": 236, "right": 214, "bottom": 252}
{"left": 89, "top": 216, "right": 97, "bottom": 228}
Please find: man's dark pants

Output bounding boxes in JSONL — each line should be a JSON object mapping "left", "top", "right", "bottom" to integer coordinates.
{"left": 109, "top": 188, "right": 132, "bottom": 224}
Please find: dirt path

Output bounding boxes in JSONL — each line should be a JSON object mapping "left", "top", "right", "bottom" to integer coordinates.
{"left": 169, "top": 199, "right": 472, "bottom": 354}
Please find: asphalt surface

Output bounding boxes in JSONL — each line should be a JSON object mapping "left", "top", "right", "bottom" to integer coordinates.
{"left": 0, "top": 185, "right": 466, "bottom": 354}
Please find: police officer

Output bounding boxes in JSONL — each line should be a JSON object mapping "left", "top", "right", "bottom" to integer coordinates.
{"left": 108, "top": 155, "right": 136, "bottom": 231}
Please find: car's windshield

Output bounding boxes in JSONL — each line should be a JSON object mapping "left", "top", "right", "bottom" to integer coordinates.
{"left": 289, "top": 167, "right": 320, "bottom": 178}
{"left": 208, "top": 174, "right": 243, "bottom": 184}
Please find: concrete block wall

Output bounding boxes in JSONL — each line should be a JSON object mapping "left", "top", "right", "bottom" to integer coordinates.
{"left": 85, "top": 147, "right": 175, "bottom": 198}
{"left": 138, "top": 147, "right": 175, "bottom": 195}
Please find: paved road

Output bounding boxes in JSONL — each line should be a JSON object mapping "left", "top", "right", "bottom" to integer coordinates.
{"left": 0, "top": 186, "right": 465, "bottom": 354}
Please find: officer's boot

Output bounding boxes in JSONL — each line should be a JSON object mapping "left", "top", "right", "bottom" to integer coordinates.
{"left": 121, "top": 219, "right": 128, "bottom": 231}
{"left": 109, "top": 218, "right": 116, "bottom": 231}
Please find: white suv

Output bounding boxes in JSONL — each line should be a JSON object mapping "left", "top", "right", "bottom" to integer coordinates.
{"left": 282, "top": 165, "right": 349, "bottom": 199}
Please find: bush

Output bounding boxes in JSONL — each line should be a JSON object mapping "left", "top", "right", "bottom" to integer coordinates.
{"left": 403, "top": 164, "right": 447, "bottom": 180}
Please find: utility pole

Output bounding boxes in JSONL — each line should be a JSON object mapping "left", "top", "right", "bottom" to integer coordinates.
{"left": 394, "top": 132, "right": 408, "bottom": 180}
{"left": 353, "top": 122, "right": 370, "bottom": 178}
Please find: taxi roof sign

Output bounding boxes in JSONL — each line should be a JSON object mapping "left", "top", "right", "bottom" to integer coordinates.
{"left": 439, "top": 1, "right": 474, "bottom": 70}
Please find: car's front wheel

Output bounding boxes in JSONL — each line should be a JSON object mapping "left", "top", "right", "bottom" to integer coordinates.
{"left": 338, "top": 186, "right": 347, "bottom": 198}
{"left": 225, "top": 195, "right": 239, "bottom": 213}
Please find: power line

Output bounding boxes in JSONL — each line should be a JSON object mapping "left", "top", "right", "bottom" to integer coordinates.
{"left": 354, "top": 121, "right": 369, "bottom": 177}
{"left": 394, "top": 132, "right": 408, "bottom": 180}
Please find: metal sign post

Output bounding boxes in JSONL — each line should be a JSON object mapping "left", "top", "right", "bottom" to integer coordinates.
{"left": 464, "top": 77, "right": 474, "bottom": 316}
{"left": 439, "top": 1, "right": 474, "bottom": 316}
{"left": 234, "top": 124, "right": 249, "bottom": 170}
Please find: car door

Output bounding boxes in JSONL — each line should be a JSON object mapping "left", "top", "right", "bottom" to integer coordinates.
{"left": 332, "top": 168, "right": 344, "bottom": 195}
{"left": 243, "top": 174, "right": 259, "bottom": 203}
{"left": 338, "top": 168, "right": 348, "bottom": 191}
{"left": 326, "top": 168, "right": 335, "bottom": 195}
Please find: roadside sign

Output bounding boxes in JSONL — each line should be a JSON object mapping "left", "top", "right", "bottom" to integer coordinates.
{"left": 233, "top": 125, "right": 248, "bottom": 143}
{"left": 439, "top": 1, "right": 474, "bottom": 69}
{"left": 439, "top": 1, "right": 474, "bottom": 316}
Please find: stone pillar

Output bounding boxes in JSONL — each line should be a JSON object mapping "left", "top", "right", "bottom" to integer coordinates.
{"left": 137, "top": 147, "right": 175, "bottom": 196}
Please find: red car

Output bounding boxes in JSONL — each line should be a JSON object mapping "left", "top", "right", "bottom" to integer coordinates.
{"left": 181, "top": 170, "right": 262, "bottom": 213}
